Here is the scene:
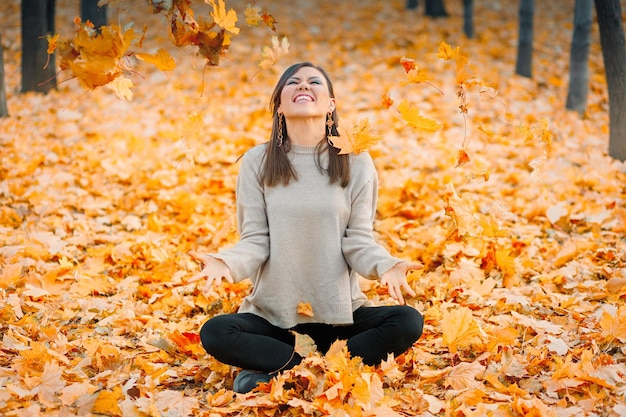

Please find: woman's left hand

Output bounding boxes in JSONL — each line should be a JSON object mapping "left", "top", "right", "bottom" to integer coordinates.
{"left": 380, "top": 261, "right": 423, "bottom": 305}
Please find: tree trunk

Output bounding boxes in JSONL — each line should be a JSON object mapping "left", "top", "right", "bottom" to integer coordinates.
{"left": 425, "top": 0, "right": 448, "bottom": 17}
{"left": 515, "top": 0, "right": 534, "bottom": 78}
{"left": 463, "top": 0, "right": 474, "bottom": 39}
{"left": 566, "top": 0, "right": 593, "bottom": 115}
{"left": 21, "top": 0, "right": 56, "bottom": 93}
{"left": 0, "top": 33, "right": 8, "bottom": 117}
{"left": 406, "top": 0, "right": 418, "bottom": 10}
{"left": 81, "top": 0, "right": 108, "bottom": 29}
{"left": 594, "top": 0, "right": 626, "bottom": 161}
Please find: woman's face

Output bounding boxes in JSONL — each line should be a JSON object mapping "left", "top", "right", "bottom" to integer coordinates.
{"left": 277, "top": 66, "right": 336, "bottom": 119}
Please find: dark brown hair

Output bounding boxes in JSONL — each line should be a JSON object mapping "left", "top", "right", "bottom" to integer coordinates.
{"left": 260, "top": 62, "right": 350, "bottom": 188}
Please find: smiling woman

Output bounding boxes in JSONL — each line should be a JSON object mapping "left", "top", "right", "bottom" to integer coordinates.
{"left": 189, "top": 62, "right": 424, "bottom": 394}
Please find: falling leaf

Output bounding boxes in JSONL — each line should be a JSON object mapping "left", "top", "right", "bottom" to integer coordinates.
{"left": 436, "top": 41, "right": 459, "bottom": 60}
{"left": 207, "top": 0, "right": 240, "bottom": 34}
{"left": 397, "top": 99, "right": 441, "bottom": 132}
{"left": 105, "top": 77, "right": 134, "bottom": 100}
{"left": 328, "top": 118, "right": 382, "bottom": 155}
{"left": 381, "top": 92, "right": 394, "bottom": 109}
{"left": 259, "top": 35, "right": 289, "bottom": 69}
{"left": 135, "top": 49, "right": 176, "bottom": 71}
{"left": 400, "top": 56, "right": 416, "bottom": 72}
{"left": 456, "top": 149, "right": 470, "bottom": 167}
{"left": 292, "top": 332, "right": 317, "bottom": 357}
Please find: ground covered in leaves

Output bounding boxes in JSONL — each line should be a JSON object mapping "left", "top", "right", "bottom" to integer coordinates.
{"left": 1, "top": 0, "right": 626, "bottom": 416}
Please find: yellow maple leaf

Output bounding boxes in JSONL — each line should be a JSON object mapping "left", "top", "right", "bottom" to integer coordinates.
{"left": 135, "top": 49, "right": 176, "bottom": 71}
{"left": 207, "top": 0, "right": 240, "bottom": 34}
{"left": 244, "top": 4, "right": 262, "bottom": 26}
{"left": 599, "top": 306, "right": 626, "bottom": 344}
{"left": 328, "top": 118, "right": 382, "bottom": 155}
{"left": 402, "top": 67, "right": 432, "bottom": 85}
{"left": 46, "top": 33, "right": 59, "bottom": 54}
{"left": 444, "top": 182, "right": 481, "bottom": 237}
{"left": 259, "top": 35, "right": 289, "bottom": 69}
{"left": 441, "top": 306, "right": 485, "bottom": 354}
{"left": 397, "top": 99, "right": 441, "bottom": 132}
{"left": 105, "top": 76, "right": 134, "bottom": 101}
{"left": 437, "top": 41, "right": 460, "bottom": 60}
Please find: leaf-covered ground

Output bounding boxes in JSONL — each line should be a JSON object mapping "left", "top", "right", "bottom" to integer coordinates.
{"left": 1, "top": 0, "right": 626, "bottom": 416}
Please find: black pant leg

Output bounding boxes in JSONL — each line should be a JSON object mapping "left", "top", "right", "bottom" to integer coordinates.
{"left": 336, "top": 305, "right": 423, "bottom": 365}
{"left": 200, "top": 313, "right": 297, "bottom": 372}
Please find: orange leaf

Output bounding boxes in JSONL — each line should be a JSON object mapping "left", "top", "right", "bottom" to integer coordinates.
{"left": 456, "top": 149, "right": 470, "bottom": 167}
{"left": 47, "top": 33, "right": 59, "bottom": 54}
{"left": 297, "top": 301, "right": 314, "bottom": 317}
{"left": 437, "top": 41, "right": 459, "bottom": 61}
{"left": 402, "top": 67, "right": 432, "bottom": 85}
{"left": 400, "top": 56, "right": 416, "bottom": 72}
{"left": 441, "top": 306, "right": 484, "bottom": 353}
{"left": 381, "top": 92, "right": 394, "bottom": 109}
{"left": 328, "top": 118, "right": 382, "bottom": 155}
{"left": 208, "top": 0, "right": 240, "bottom": 34}
{"left": 261, "top": 13, "right": 277, "bottom": 31}
{"left": 397, "top": 100, "right": 441, "bottom": 132}
{"left": 135, "top": 49, "right": 176, "bottom": 71}
{"left": 259, "top": 35, "right": 289, "bottom": 69}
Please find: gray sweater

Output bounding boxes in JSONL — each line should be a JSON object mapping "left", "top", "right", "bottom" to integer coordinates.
{"left": 215, "top": 143, "right": 403, "bottom": 328}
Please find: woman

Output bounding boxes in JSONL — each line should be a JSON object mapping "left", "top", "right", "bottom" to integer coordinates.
{"left": 190, "top": 62, "right": 424, "bottom": 394}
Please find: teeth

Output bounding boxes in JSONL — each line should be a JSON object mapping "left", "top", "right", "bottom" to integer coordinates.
{"left": 295, "top": 95, "right": 313, "bottom": 102}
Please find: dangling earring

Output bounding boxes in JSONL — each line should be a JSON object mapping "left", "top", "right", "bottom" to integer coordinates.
{"left": 277, "top": 113, "right": 284, "bottom": 148}
{"left": 326, "top": 112, "right": 334, "bottom": 145}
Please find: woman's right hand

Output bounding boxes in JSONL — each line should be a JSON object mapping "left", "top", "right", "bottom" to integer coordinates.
{"left": 188, "top": 251, "right": 234, "bottom": 295}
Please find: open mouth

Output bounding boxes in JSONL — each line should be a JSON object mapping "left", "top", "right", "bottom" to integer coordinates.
{"left": 293, "top": 94, "right": 314, "bottom": 103}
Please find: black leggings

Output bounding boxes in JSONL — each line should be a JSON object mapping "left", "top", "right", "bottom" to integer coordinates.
{"left": 199, "top": 305, "right": 423, "bottom": 373}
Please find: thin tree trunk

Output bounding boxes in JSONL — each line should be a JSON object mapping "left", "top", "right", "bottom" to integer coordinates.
{"left": 21, "top": 0, "right": 56, "bottom": 93}
{"left": 407, "top": 0, "right": 418, "bottom": 10}
{"left": 425, "top": 0, "right": 448, "bottom": 17}
{"left": 566, "top": 0, "right": 593, "bottom": 115}
{"left": 594, "top": 0, "right": 626, "bottom": 161}
{"left": 463, "top": 0, "right": 474, "bottom": 39}
{"left": 0, "top": 33, "right": 8, "bottom": 117}
{"left": 81, "top": 0, "right": 108, "bottom": 29}
{"left": 515, "top": 0, "right": 534, "bottom": 78}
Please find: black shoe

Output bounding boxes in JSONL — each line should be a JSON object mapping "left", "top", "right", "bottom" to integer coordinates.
{"left": 233, "top": 370, "right": 272, "bottom": 393}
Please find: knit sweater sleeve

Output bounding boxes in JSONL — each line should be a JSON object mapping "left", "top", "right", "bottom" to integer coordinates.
{"left": 213, "top": 147, "right": 269, "bottom": 282}
{"left": 341, "top": 154, "right": 403, "bottom": 279}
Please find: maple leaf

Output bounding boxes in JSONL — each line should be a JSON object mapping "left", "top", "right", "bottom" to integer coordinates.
{"left": 261, "top": 13, "right": 278, "bottom": 31}
{"left": 297, "top": 301, "right": 314, "bottom": 317}
{"left": 445, "top": 361, "right": 485, "bottom": 390}
{"left": 397, "top": 99, "right": 441, "bottom": 132}
{"left": 381, "top": 92, "right": 394, "bottom": 109}
{"left": 456, "top": 148, "right": 470, "bottom": 167}
{"left": 441, "top": 306, "right": 485, "bottom": 353}
{"left": 46, "top": 33, "right": 59, "bottom": 54}
{"left": 244, "top": 4, "right": 263, "bottom": 26}
{"left": 155, "top": 390, "right": 199, "bottom": 417}
{"left": 105, "top": 76, "right": 134, "bottom": 100}
{"left": 259, "top": 35, "right": 289, "bottom": 69}
{"left": 34, "top": 362, "right": 66, "bottom": 405}
{"left": 400, "top": 56, "right": 416, "bottom": 72}
{"left": 437, "top": 41, "right": 459, "bottom": 60}
{"left": 207, "top": 0, "right": 240, "bottom": 34}
{"left": 599, "top": 306, "right": 626, "bottom": 345}
{"left": 135, "top": 49, "right": 176, "bottom": 71}
{"left": 327, "top": 118, "right": 382, "bottom": 155}
{"left": 402, "top": 67, "right": 431, "bottom": 85}
{"left": 292, "top": 331, "right": 317, "bottom": 357}
{"left": 443, "top": 183, "right": 481, "bottom": 237}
